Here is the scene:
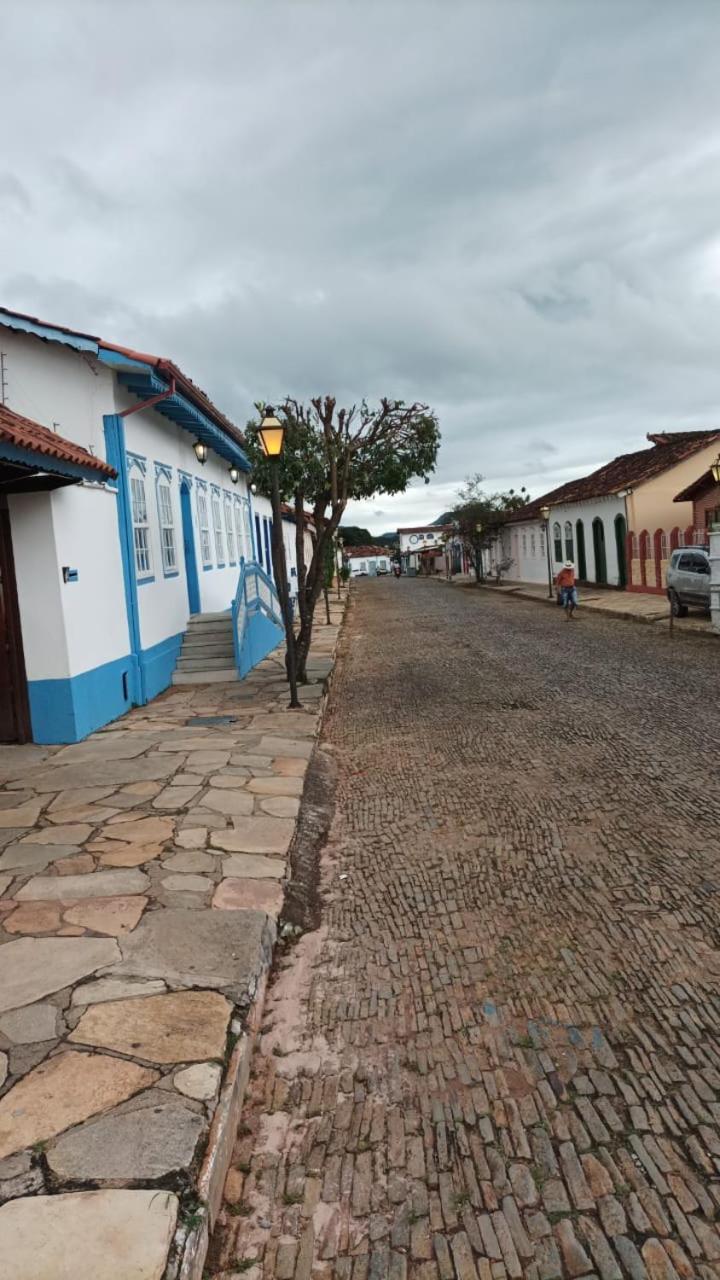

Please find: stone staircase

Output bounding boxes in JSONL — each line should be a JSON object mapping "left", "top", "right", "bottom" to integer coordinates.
{"left": 172, "top": 611, "right": 238, "bottom": 684}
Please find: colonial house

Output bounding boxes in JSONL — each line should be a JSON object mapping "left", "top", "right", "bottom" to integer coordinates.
{"left": 397, "top": 524, "right": 450, "bottom": 575}
{"left": 494, "top": 431, "right": 720, "bottom": 591}
{"left": 345, "top": 545, "right": 392, "bottom": 577}
{"left": 0, "top": 306, "right": 293, "bottom": 746}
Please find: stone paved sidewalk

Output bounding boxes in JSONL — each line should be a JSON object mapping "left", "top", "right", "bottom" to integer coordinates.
{"left": 0, "top": 594, "right": 346, "bottom": 1280}
{"left": 211, "top": 579, "right": 720, "bottom": 1280}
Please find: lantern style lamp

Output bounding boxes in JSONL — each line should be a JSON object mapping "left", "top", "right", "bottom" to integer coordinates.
{"left": 711, "top": 455, "right": 720, "bottom": 484}
{"left": 539, "top": 505, "right": 553, "bottom": 598}
{"left": 193, "top": 439, "right": 208, "bottom": 465}
{"left": 257, "top": 407, "right": 285, "bottom": 458}
{"left": 229, "top": 464, "right": 240, "bottom": 485}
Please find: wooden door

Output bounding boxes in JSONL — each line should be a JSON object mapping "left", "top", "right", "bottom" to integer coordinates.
{"left": 592, "top": 517, "right": 608, "bottom": 585}
{"left": 0, "top": 499, "right": 30, "bottom": 742}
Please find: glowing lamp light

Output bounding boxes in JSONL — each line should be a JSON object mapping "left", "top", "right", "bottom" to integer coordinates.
{"left": 257, "top": 407, "right": 285, "bottom": 458}
{"left": 539, "top": 505, "right": 550, "bottom": 522}
{"left": 711, "top": 454, "right": 720, "bottom": 484}
{"left": 193, "top": 439, "right": 208, "bottom": 465}
{"left": 229, "top": 465, "right": 240, "bottom": 485}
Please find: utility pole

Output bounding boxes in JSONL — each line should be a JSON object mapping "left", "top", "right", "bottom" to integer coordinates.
{"left": 0, "top": 353, "right": 7, "bottom": 406}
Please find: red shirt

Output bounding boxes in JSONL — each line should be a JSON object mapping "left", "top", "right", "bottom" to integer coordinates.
{"left": 556, "top": 567, "right": 576, "bottom": 588}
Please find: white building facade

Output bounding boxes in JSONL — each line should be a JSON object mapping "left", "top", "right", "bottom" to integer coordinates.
{"left": 0, "top": 307, "right": 288, "bottom": 745}
{"left": 501, "top": 494, "right": 628, "bottom": 589}
{"left": 397, "top": 525, "right": 449, "bottom": 574}
{"left": 346, "top": 548, "right": 391, "bottom": 577}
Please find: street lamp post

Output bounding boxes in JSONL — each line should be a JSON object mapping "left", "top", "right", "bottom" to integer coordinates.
{"left": 256, "top": 407, "right": 300, "bottom": 709}
{"left": 539, "top": 505, "right": 553, "bottom": 599}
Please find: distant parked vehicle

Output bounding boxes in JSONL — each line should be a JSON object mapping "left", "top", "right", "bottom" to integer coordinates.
{"left": 666, "top": 546, "right": 711, "bottom": 616}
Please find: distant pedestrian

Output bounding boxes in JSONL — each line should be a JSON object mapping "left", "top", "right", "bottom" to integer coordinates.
{"left": 555, "top": 560, "right": 578, "bottom": 618}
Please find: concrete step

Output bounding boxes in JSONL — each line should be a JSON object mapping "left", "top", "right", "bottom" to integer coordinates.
{"left": 176, "top": 655, "right": 239, "bottom": 672}
{"left": 172, "top": 668, "right": 238, "bottom": 685}
{"left": 187, "top": 612, "right": 231, "bottom": 626}
{"left": 180, "top": 638, "right": 235, "bottom": 655}
{"left": 184, "top": 624, "right": 232, "bottom": 638}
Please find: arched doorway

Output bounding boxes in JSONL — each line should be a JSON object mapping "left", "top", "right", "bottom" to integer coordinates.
{"left": 575, "top": 520, "right": 587, "bottom": 580}
{"left": 614, "top": 514, "right": 627, "bottom": 589}
{"left": 592, "top": 517, "right": 607, "bottom": 584}
{"left": 179, "top": 478, "right": 201, "bottom": 615}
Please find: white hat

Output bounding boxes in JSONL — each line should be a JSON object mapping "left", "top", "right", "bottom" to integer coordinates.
{"left": 564, "top": 560, "right": 574, "bottom": 569}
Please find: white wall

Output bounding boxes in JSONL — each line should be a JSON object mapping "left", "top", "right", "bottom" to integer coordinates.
{"left": 548, "top": 496, "right": 625, "bottom": 586}
{"left": 503, "top": 496, "right": 627, "bottom": 587}
{"left": 9, "top": 493, "right": 70, "bottom": 680}
{"left": 52, "top": 485, "right": 131, "bottom": 673}
{"left": 0, "top": 328, "right": 115, "bottom": 458}
{"left": 349, "top": 555, "right": 390, "bottom": 576}
{"left": 504, "top": 521, "right": 550, "bottom": 586}
{"left": 8, "top": 484, "right": 129, "bottom": 681}
{"left": 398, "top": 528, "right": 444, "bottom": 554}
{"left": 119, "top": 394, "right": 253, "bottom": 645}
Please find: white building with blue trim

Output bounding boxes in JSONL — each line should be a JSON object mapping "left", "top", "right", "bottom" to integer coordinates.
{"left": 0, "top": 306, "right": 302, "bottom": 746}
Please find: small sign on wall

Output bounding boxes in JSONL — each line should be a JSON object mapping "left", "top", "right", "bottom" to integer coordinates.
{"left": 62, "top": 567, "right": 79, "bottom": 584}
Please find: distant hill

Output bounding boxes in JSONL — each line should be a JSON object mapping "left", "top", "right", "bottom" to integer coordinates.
{"left": 374, "top": 532, "right": 399, "bottom": 547}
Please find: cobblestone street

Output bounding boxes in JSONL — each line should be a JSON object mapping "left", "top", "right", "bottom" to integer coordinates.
{"left": 213, "top": 579, "right": 720, "bottom": 1280}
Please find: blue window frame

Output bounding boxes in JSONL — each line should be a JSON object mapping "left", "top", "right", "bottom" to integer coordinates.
{"left": 210, "top": 485, "right": 225, "bottom": 567}
{"left": 263, "top": 517, "right": 272, "bottom": 580}
{"left": 224, "top": 492, "right": 236, "bottom": 565}
{"left": 127, "top": 453, "right": 154, "bottom": 584}
{"left": 255, "top": 514, "right": 263, "bottom": 568}
{"left": 154, "top": 462, "right": 179, "bottom": 578}
{"left": 196, "top": 478, "right": 213, "bottom": 569}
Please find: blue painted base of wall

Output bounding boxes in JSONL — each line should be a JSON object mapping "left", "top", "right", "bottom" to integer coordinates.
{"left": 28, "top": 654, "right": 135, "bottom": 745}
{"left": 239, "top": 609, "right": 284, "bottom": 677}
{"left": 141, "top": 632, "right": 183, "bottom": 702}
{"left": 27, "top": 632, "right": 184, "bottom": 744}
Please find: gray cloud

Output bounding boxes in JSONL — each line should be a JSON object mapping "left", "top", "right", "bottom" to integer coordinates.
{"left": 2, "top": 1, "right": 720, "bottom": 531}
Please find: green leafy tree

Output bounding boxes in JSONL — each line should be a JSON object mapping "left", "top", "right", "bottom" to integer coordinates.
{"left": 246, "top": 396, "right": 440, "bottom": 681}
{"left": 339, "top": 525, "right": 373, "bottom": 547}
{"left": 448, "top": 474, "right": 528, "bottom": 585}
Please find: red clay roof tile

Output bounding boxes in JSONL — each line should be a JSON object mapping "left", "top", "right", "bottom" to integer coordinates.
{"left": 508, "top": 431, "right": 720, "bottom": 522}
{"left": 0, "top": 404, "right": 115, "bottom": 479}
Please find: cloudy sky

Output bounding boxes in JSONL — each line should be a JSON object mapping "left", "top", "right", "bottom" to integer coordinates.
{"left": 3, "top": 2, "right": 720, "bottom": 532}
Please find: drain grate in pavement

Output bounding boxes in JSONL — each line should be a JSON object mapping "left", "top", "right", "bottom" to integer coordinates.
{"left": 186, "top": 715, "right": 238, "bottom": 727}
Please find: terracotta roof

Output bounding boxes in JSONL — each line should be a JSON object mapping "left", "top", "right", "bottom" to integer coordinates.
{"left": 346, "top": 545, "right": 391, "bottom": 557}
{"left": 0, "top": 306, "right": 245, "bottom": 449}
{"left": 506, "top": 431, "right": 720, "bottom": 523}
{"left": 0, "top": 404, "right": 116, "bottom": 479}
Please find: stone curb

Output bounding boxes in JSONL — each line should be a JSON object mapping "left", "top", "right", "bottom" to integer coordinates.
{"left": 176, "top": 972, "right": 270, "bottom": 1280}
{"left": 172, "top": 599, "right": 348, "bottom": 1280}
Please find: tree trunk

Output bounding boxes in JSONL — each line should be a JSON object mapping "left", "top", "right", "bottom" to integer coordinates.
{"left": 294, "top": 514, "right": 342, "bottom": 681}
{"left": 269, "top": 465, "right": 300, "bottom": 707}
{"left": 323, "top": 586, "right": 331, "bottom": 624}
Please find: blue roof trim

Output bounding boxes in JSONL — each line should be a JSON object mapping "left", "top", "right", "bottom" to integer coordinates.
{"left": 113, "top": 367, "right": 251, "bottom": 473}
{"left": 0, "top": 311, "right": 98, "bottom": 354}
{"left": 0, "top": 439, "right": 107, "bottom": 483}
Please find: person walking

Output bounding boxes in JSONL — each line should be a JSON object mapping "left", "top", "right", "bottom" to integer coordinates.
{"left": 555, "top": 560, "right": 578, "bottom": 618}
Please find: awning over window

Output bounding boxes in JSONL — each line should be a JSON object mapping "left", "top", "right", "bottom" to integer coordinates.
{"left": 0, "top": 404, "right": 116, "bottom": 486}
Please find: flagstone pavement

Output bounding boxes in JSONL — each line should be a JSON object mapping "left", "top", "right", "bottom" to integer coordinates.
{"left": 0, "top": 598, "right": 346, "bottom": 1280}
